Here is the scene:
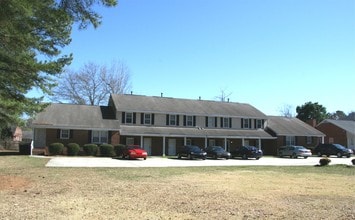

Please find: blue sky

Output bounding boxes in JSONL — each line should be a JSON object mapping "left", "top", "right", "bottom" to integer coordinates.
{"left": 44, "top": 0, "right": 355, "bottom": 115}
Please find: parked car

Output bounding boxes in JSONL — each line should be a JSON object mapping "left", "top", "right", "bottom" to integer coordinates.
{"left": 230, "top": 146, "right": 263, "bottom": 160}
{"left": 177, "top": 145, "right": 207, "bottom": 160}
{"left": 313, "top": 144, "right": 353, "bottom": 158}
{"left": 278, "top": 145, "right": 312, "bottom": 159}
{"left": 122, "top": 145, "right": 148, "bottom": 160}
{"left": 205, "top": 146, "right": 231, "bottom": 159}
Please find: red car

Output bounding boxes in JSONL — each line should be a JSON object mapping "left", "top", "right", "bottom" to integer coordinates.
{"left": 122, "top": 145, "right": 148, "bottom": 160}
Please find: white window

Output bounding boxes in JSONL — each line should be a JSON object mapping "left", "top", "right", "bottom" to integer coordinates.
{"left": 256, "top": 119, "right": 264, "bottom": 129}
{"left": 169, "top": 115, "right": 177, "bottom": 126}
{"left": 286, "top": 136, "right": 296, "bottom": 146}
{"left": 243, "top": 119, "right": 250, "bottom": 129}
{"left": 223, "top": 117, "right": 230, "bottom": 128}
{"left": 186, "top": 115, "right": 193, "bottom": 126}
{"left": 125, "top": 112, "right": 133, "bottom": 124}
{"left": 144, "top": 113, "right": 151, "bottom": 125}
{"left": 306, "top": 136, "right": 312, "bottom": 144}
{"left": 60, "top": 129, "right": 70, "bottom": 139}
{"left": 207, "top": 117, "right": 215, "bottom": 127}
{"left": 92, "top": 130, "right": 108, "bottom": 144}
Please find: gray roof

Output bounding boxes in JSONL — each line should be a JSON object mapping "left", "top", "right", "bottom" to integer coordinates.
{"left": 267, "top": 116, "right": 325, "bottom": 137}
{"left": 111, "top": 94, "right": 266, "bottom": 118}
{"left": 32, "top": 104, "right": 119, "bottom": 130}
{"left": 318, "top": 119, "right": 355, "bottom": 135}
{"left": 120, "top": 125, "right": 274, "bottom": 139}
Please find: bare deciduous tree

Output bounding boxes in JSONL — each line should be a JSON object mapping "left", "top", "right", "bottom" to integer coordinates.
{"left": 51, "top": 60, "right": 131, "bottom": 105}
{"left": 279, "top": 104, "right": 295, "bottom": 118}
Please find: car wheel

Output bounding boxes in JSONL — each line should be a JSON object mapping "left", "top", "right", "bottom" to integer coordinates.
{"left": 188, "top": 154, "right": 193, "bottom": 160}
{"left": 317, "top": 152, "right": 322, "bottom": 157}
{"left": 177, "top": 154, "right": 181, "bottom": 159}
{"left": 304, "top": 156, "right": 308, "bottom": 159}
{"left": 256, "top": 157, "right": 260, "bottom": 160}
{"left": 337, "top": 152, "right": 342, "bottom": 158}
{"left": 346, "top": 154, "right": 351, "bottom": 158}
{"left": 292, "top": 153, "right": 297, "bottom": 159}
{"left": 242, "top": 154, "right": 248, "bottom": 160}
{"left": 214, "top": 154, "right": 218, "bottom": 160}
{"left": 144, "top": 157, "right": 147, "bottom": 160}
{"left": 278, "top": 153, "right": 283, "bottom": 158}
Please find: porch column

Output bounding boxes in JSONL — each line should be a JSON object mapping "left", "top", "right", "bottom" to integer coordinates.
{"left": 184, "top": 137, "right": 187, "bottom": 145}
{"left": 224, "top": 138, "right": 227, "bottom": 149}
{"left": 258, "top": 138, "right": 261, "bottom": 150}
{"left": 321, "top": 136, "right": 324, "bottom": 144}
{"left": 163, "top": 136, "right": 166, "bottom": 156}
{"left": 242, "top": 138, "right": 245, "bottom": 146}
{"left": 140, "top": 136, "right": 143, "bottom": 146}
{"left": 205, "top": 137, "right": 208, "bottom": 148}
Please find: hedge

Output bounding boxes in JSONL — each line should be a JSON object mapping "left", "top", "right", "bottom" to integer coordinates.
{"left": 83, "top": 144, "right": 98, "bottom": 156}
{"left": 66, "top": 143, "right": 80, "bottom": 156}
{"left": 48, "top": 143, "right": 64, "bottom": 156}
{"left": 99, "top": 144, "right": 115, "bottom": 157}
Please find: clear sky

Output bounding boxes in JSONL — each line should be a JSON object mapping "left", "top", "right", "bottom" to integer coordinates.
{"left": 44, "top": 0, "right": 355, "bottom": 116}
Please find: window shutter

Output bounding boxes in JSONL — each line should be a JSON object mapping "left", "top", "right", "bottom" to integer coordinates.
{"left": 88, "top": 130, "right": 92, "bottom": 143}
{"left": 122, "top": 112, "right": 126, "bottom": 123}
{"left": 183, "top": 115, "right": 186, "bottom": 126}
{"left": 57, "top": 129, "right": 60, "bottom": 138}
{"left": 262, "top": 119, "right": 265, "bottom": 128}
{"left": 152, "top": 114, "right": 155, "bottom": 125}
{"left": 193, "top": 116, "right": 196, "bottom": 126}
{"left": 229, "top": 118, "right": 232, "bottom": 128}
{"left": 166, "top": 114, "right": 169, "bottom": 125}
{"left": 141, "top": 113, "right": 144, "bottom": 124}
{"left": 249, "top": 119, "right": 252, "bottom": 128}
{"left": 133, "top": 113, "right": 136, "bottom": 124}
{"left": 220, "top": 118, "right": 223, "bottom": 128}
{"left": 177, "top": 115, "right": 180, "bottom": 126}
{"left": 241, "top": 119, "right": 244, "bottom": 129}
{"left": 70, "top": 130, "right": 73, "bottom": 139}
{"left": 215, "top": 117, "right": 217, "bottom": 128}
{"left": 205, "top": 117, "right": 208, "bottom": 127}
{"left": 254, "top": 119, "right": 257, "bottom": 129}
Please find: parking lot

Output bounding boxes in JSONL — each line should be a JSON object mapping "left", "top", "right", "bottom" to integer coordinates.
{"left": 44, "top": 156, "right": 354, "bottom": 168}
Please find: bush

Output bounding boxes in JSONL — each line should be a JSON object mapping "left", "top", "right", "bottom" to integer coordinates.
{"left": 114, "top": 144, "right": 126, "bottom": 157}
{"left": 352, "top": 159, "right": 355, "bottom": 165}
{"left": 48, "top": 143, "right": 64, "bottom": 156}
{"left": 99, "top": 144, "right": 115, "bottom": 157}
{"left": 319, "top": 157, "right": 331, "bottom": 166}
{"left": 83, "top": 144, "right": 98, "bottom": 156}
{"left": 66, "top": 143, "right": 80, "bottom": 156}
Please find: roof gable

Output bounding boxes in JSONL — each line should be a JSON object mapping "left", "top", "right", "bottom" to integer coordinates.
{"left": 318, "top": 119, "right": 355, "bottom": 135}
{"left": 267, "top": 116, "right": 324, "bottom": 136}
{"left": 110, "top": 94, "right": 266, "bottom": 118}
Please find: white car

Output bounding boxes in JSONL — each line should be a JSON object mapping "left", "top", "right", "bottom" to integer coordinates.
{"left": 278, "top": 145, "right": 312, "bottom": 159}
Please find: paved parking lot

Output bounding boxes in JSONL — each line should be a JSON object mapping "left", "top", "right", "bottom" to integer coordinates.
{"left": 43, "top": 156, "right": 354, "bottom": 168}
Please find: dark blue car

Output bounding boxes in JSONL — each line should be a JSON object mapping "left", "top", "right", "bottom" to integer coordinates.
{"left": 177, "top": 145, "right": 207, "bottom": 160}
{"left": 231, "top": 146, "right": 263, "bottom": 160}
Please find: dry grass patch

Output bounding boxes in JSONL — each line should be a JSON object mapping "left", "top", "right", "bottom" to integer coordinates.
{"left": 0, "top": 156, "right": 354, "bottom": 219}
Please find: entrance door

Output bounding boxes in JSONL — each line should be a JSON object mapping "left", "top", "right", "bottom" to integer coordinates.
{"left": 143, "top": 138, "right": 152, "bottom": 155}
{"left": 168, "top": 139, "right": 176, "bottom": 156}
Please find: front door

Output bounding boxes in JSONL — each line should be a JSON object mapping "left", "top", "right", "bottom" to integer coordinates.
{"left": 143, "top": 138, "right": 152, "bottom": 155}
{"left": 168, "top": 139, "right": 176, "bottom": 156}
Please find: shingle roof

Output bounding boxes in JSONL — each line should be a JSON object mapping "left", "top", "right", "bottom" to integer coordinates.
{"left": 318, "top": 119, "right": 355, "bottom": 135}
{"left": 32, "top": 104, "right": 119, "bottom": 130}
{"left": 120, "top": 125, "right": 274, "bottom": 139}
{"left": 267, "top": 116, "right": 325, "bottom": 136}
{"left": 111, "top": 94, "right": 266, "bottom": 118}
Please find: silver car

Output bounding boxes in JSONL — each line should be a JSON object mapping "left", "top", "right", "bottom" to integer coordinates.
{"left": 278, "top": 145, "right": 312, "bottom": 159}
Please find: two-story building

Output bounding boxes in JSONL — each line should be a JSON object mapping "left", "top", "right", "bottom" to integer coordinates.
{"left": 32, "top": 94, "right": 276, "bottom": 155}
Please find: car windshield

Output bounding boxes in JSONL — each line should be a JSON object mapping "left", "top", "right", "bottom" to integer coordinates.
{"left": 246, "top": 146, "right": 257, "bottom": 150}
{"left": 334, "top": 144, "right": 346, "bottom": 150}
{"left": 127, "top": 145, "right": 141, "bottom": 150}
{"left": 212, "top": 146, "right": 224, "bottom": 151}
{"left": 189, "top": 146, "right": 202, "bottom": 151}
{"left": 295, "top": 146, "right": 306, "bottom": 150}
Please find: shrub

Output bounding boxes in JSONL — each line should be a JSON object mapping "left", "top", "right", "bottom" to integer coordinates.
{"left": 352, "top": 159, "right": 355, "bottom": 166}
{"left": 83, "top": 144, "right": 98, "bottom": 156}
{"left": 99, "top": 144, "right": 115, "bottom": 157}
{"left": 66, "top": 143, "right": 80, "bottom": 156}
{"left": 114, "top": 144, "right": 126, "bottom": 157}
{"left": 48, "top": 143, "right": 64, "bottom": 156}
{"left": 319, "top": 157, "right": 331, "bottom": 166}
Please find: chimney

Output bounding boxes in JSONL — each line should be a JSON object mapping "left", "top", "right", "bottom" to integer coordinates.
{"left": 161, "top": 93, "right": 163, "bottom": 97}
{"left": 306, "top": 119, "right": 317, "bottom": 127}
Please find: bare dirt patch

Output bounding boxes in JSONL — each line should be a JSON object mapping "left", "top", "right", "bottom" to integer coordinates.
{"left": 0, "top": 175, "right": 30, "bottom": 190}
